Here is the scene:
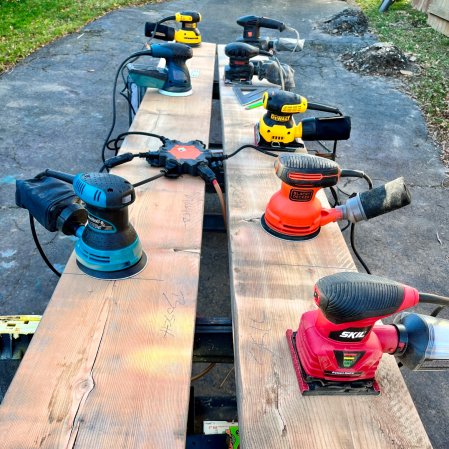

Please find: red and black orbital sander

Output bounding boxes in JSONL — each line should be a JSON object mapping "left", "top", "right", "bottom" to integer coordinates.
{"left": 287, "top": 272, "right": 449, "bottom": 395}
{"left": 261, "top": 153, "right": 411, "bottom": 240}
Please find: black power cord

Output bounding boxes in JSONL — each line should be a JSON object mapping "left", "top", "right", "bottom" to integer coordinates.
{"left": 419, "top": 292, "right": 449, "bottom": 307}
{"left": 133, "top": 170, "right": 167, "bottom": 188}
{"left": 224, "top": 144, "right": 279, "bottom": 159}
{"left": 350, "top": 223, "right": 371, "bottom": 275}
{"left": 29, "top": 213, "right": 62, "bottom": 278}
{"left": 107, "top": 131, "right": 167, "bottom": 156}
{"left": 339, "top": 172, "right": 373, "bottom": 275}
{"left": 101, "top": 50, "right": 167, "bottom": 166}
{"left": 419, "top": 293, "right": 449, "bottom": 317}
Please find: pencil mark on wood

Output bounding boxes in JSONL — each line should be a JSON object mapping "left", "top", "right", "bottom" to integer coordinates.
{"left": 182, "top": 193, "right": 197, "bottom": 227}
{"left": 248, "top": 332, "right": 274, "bottom": 365}
{"left": 160, "top": 291, "right": 187, "bottom": 337}
{"left": 249, "top": 312, "right": 271, "bottom": 332}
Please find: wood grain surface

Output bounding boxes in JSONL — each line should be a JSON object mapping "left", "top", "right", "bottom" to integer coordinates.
{"left": 0, "top": 43, "right": 216, "bottom": 449}
{"left": 218, "top": 45, "right": 432, "bottom": 449}
{"left": 427, "top": 0, "right": 449, "bottom": 36}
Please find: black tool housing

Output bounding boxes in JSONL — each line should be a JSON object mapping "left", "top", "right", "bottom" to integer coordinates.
{"left": 274, "top": 154, "right": 340, "bottom": 188}
{"left": 146, "top": 139, "right": 221, "bottom": 178}
{"left": 301, "top": 116, "right": 351, "bottom": 141}
{"left": 16, "top": 177, "right": 83, "bottom": 232}
{"left": 316, "top": 272, "right": 405, "bottom": 324}
{"left": 150, "top": 43, "right": 193, "bottom": 94}
{"left": 145, "top": 22, "right": 176, "bottom": 41}
{"left": 236, "top": 15, "right": 286, "bottom": 48}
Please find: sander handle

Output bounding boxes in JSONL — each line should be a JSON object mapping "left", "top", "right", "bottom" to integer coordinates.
{"left": 237, "top": 16, "right": 286, "bottom": 37}
{"left": 157, "top": 15, "right": 176, "bottom": 24}
{"left": 307, "top": 102, "right": 343, "bottom": 116}
{"left": 315, "top": 272, "right": 419, "bottom": 324}
{"left": 43, "top": 169, "right": 75, "bottom": 184}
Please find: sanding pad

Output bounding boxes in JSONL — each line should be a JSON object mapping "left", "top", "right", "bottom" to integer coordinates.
{"left": 159, "top": 89, "right": 193, "bottom": 97}
{"left": 77, "top": 251, "right": 148, "bottom": 281}
{"left": 261, "top": 214, "right": 321, "bottom": 241}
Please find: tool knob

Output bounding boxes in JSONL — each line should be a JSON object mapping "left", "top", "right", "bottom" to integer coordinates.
{"left": 73, "top": 173, "right": 135, "bottom": 209}
{"left": 274, "top": 154, "right": 340, "bottom": 188}
{"left": 225, "top": 42, "right": 261, "bottom": 60}
{"left": 150, "top": 42, "right": 193, "bottom": 60}
{"left": 176, "top": 11, "right": 202, "bottom": 23}
{"left": 263, "top": 89, "right": 307, "bottom": 114}
{"left": 315, "top": 272, "right": 418, "bottom": 324}
{"left": 236, "top": 15, "right": 286, "bottom": 32}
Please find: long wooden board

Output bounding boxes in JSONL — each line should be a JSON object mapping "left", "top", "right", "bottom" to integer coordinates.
{"left": 217, "top": 45, "right": 432, "bottom": 449}
{"left": 0, "top": 42, "right": 216, "bottom": 449}
{"left": 428, "top": 0, "right": 449, "bottom": 36}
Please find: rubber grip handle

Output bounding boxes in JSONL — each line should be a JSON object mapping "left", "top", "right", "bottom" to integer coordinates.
{"left": 316, "top": 272, "right": 406, "bottom": 324}
{"left": 274, "top": 153, "right": 340, "bottom": 187}
{"left": 257, "top": 17, "right": 286, "bottom": 31}
{"left": 301, "top": 116, "right": 351, "bottom": 141}
{"left": 359, "top": 177, "right": 411, "bottom": 220}
{"left": 225, "top": 42, "right": 260, "bottom": 59}
{"left": 150, "top": 42, "right": 193, "bottom": 59}
{"left": 44, "top": 169, "right": 75, "bottom": 184}
{"left": 307, "top": 102, "right": 342, "bottom": 115}
{"left": 178, "top": 11, "right": 201, "bottom": 22}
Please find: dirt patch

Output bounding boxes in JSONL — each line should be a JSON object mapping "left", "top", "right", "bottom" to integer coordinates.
{"left": 319, "top": 8, "right": 369, "bottom": 36}
{"left": 341, "top": 42, "right": 418, "bottom": 76}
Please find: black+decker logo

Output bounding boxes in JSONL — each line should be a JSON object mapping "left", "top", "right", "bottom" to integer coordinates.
{"left": 289, "top": 189, "right": 313, "bottom": 202}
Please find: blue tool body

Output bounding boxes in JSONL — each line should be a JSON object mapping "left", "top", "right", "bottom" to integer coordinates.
{"left": 43, "top": 170, "right": 147, "bottom": 279}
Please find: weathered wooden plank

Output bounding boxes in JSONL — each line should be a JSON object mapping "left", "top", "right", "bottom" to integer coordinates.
{"left": 428, "top": 0, "right": 449, "bottom": 21}
{"left": 218, "top": 44, "right": 432, "bottom": 449}
{"left": 428, "top": 0, "right": 449, "bottom": 36}
{"left": 0, "top": 42, "right": 216, "bottom": 449}
{"left": 412, "top": 0, "right": 433, "bottom": 12}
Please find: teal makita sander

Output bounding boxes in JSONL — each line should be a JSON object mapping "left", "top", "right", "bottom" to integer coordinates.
{"left": 16, "top": 170, "right": 147, "bottom": 280}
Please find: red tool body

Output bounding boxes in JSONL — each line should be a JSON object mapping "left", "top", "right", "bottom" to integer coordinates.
{"left": 261, "top": 154, "right": 411, "bottom": 241}
{"left": 287, "top": 272, "right": 440, "bottom": 395}
{"left": 262, "top": 155, "right": 342, "bottom": 240}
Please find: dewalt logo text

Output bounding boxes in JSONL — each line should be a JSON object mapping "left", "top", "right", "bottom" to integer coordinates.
{"left": 270, "top": 114, "right": 290, "bottom": 122}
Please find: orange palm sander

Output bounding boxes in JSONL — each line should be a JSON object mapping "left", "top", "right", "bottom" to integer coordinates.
{"left": 261, "top": 154, "right": 411, "bottom": 241}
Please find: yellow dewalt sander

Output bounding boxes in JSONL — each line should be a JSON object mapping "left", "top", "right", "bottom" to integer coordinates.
{"left": 145, "top": 11, "right": 202, "bottom": 47}
{"left": 250, "top": 89, "right": 351, "bottom": 157}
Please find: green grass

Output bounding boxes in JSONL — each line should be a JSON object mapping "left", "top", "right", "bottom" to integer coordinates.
{"left": 352, "top": 0, "right": 449, "bottom": 156}
{"left": 0, "top": 0, "right": 159, "bottom": 73}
